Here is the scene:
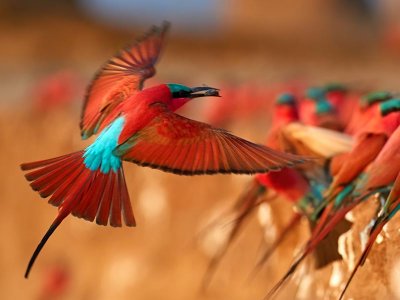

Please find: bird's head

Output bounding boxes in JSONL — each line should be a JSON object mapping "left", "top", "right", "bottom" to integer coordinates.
{"left": 305, "top": 87, "right": 334, "bottom": 115}
{"left": 166, "top": 83, "right": 220, "bottom": 111}
{"left": 276, "top": 93, "right": 296, "bottom": 106}
{"left": 361, "top": 91, "right": 392, "bottom": 109}
{"left": 306, "top": 87, "right": 325, "bottom": 101}
{"left": 380, "top": 98, "right": 400, "bottom": 116}
{"left": 274, "top": 93, "right": 299, "bottom": 123}
{"left": 324, "top": 83, "right": 347, "bottom": 95}
{"left": 324, "top": 83, "right": 348, "bottom": 106}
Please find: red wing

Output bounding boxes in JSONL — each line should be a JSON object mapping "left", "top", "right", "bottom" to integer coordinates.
{"left": 80, "top": 22, "right": 169, "bottom": 139}
{"left": 115, "top": 110, "right": 306, "bottom": 175}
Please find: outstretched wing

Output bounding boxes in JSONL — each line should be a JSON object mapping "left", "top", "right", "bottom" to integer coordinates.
{"left": 114, "top": 107, "right": 306, "bottom": 175}
{"left": 80, "top": 22, "right": 169, "bottom": 139}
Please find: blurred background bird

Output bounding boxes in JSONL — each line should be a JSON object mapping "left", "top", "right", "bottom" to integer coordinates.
{"left": 198, "top": 83, "right": 400, "bottom": 300}
{"left": 266, "top": 95, "right": 400, "bottom": 299}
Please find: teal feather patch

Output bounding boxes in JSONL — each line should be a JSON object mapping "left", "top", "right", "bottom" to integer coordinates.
{"left": 334, "top": 184, "right": 354, "bottom": 207}
{"left": 276, "top": 93, "right": 296, "bottom": 105}
{"left": 113, "top": 134, "right": 138, "bottom": 157}
{"left": 389, "top": 204, "right": 400, "bottom": 219}
{"left": 316, "top": 100, "right": 333, "bottom": 114}
{"left": 380, "top": 98, "right": 400, "bottom": 116}
{"left": 83, "top": 116, "right": 125, "bottom": 173}
{"left": 362, "top": 91, "right": 392, "bottom": 108}
{"left": 310, "top": 181, "right": 325, "bottom": 205}
{"left": 167, "top": 83, "right": 191, "bottom": 94}
{"left": 306, "top": 87, "right": 325, "bottom": 100}
{"left": 306, "top": 87, "right": 333, "bottom": 114}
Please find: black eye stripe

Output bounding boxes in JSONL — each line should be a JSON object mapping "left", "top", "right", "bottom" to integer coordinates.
{"left": 172, "top": 90, "right": 191, "bottom": 98}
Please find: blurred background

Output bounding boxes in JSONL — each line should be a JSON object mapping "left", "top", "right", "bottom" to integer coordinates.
{"left": 2, "top": 1, "right": 400, "bottom": 299}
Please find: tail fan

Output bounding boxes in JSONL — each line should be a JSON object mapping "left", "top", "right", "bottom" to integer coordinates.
{"left": 21, "top": 151, "right": 135, "bottom": 278}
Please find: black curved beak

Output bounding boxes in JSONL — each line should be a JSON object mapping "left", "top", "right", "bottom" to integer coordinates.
{"left": 190, "top": 86, "right": 220, "bottom": 98}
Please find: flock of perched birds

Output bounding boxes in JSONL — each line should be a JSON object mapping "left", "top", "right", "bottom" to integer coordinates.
{"left": 202, "top": 84, "right": 400, "bottom": 298}
{"left": 20, "top": 22, "right": 400, "bottom": 299}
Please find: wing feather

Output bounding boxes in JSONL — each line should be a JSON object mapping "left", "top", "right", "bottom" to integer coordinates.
{"left": 281, "top": 122, "right": 354, "bottom": 158}
{"left": 115, "top": 109, "right": 306, "bottom": 175}
{"left": 80, "top": 22, "right": 169, "bottom": 139}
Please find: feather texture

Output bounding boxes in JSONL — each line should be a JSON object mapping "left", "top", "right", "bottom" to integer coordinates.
{"left": 115, "top": 109, "right": 306, "bottom": 175}
{"left": 80, "top": 22, "right": 169, "bottom": 139}
{"left": 21, "top": 152, "right": 135, "bottom": 227}
{"left": 281, "top": 122, "right": 354, "bottom": 158}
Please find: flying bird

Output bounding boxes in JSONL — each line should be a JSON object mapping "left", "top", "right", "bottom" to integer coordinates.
{"left": 21, "top": 23, "right": 306, "bottom": 278}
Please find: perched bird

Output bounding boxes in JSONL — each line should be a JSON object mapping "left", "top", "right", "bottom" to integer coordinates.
{"left": 318, "top": 97, "right": 400, "bottom": 215}
{"left": 299, "top": 87, "right": 342, "bottom": 130}
{"left": 305, "top": 121, "right": 400, "bottom": 264}
{"left": 307, "top": 118, "right": 400, "bottom": 299}
{"left": 324, "top": 82, "right": 358, "bottom": 127}
{"left": 256, "top": 93, "right": 311, "bottom": 203}
{"left": 275, "top": 104, "right": 355, "bottom": 269}
{"left": 202, "top": 91, "right": 354, "bottom": 283}
{"left": 21, "top": 23, "right": 306, "bottom": 278}
{"left": 328, "top": 92, "right": 394, "bottom": 186}
{"left": 324, "top": 83, "right": 348, "bottom": 108}
{"left": 320, "top": 98, "right": 400, "bottom": 231}
{"left": 345, "top": 91, "right": 393, "bottom": 135}
{"left": 266, "top": 98, "right": 400, "bottom": 299}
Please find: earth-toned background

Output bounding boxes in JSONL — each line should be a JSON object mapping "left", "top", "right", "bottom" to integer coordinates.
{"left": 1, "top": 1, "right": 400, "bottom": 299}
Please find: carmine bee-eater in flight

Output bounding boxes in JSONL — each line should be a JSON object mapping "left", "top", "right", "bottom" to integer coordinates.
{"left": 21, "top": 22, "right": 306, "bottom": 278}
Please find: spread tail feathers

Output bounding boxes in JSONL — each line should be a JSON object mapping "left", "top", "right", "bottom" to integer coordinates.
{"left": 21, "top": 151, "right": 135, "bottom": 278}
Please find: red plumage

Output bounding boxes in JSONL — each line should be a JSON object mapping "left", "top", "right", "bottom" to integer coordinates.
{"left": 22, "top": 23, "right": 307, "bottom": 280}
{"left": 22, "top": 153, "right": 135, "bottom": 227}
{"left": 81, "top": 23, "right": 169, "bottom": 139}
{"left": 256, "top": 168, "right": 309, "bottom": 202}
{"left": 21, "top": 151, "right": 136, "bottom": 278}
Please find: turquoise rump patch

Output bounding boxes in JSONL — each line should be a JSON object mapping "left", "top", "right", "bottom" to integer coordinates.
{"left": 83, "top": 116, "right": 125, "bottom": 173}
